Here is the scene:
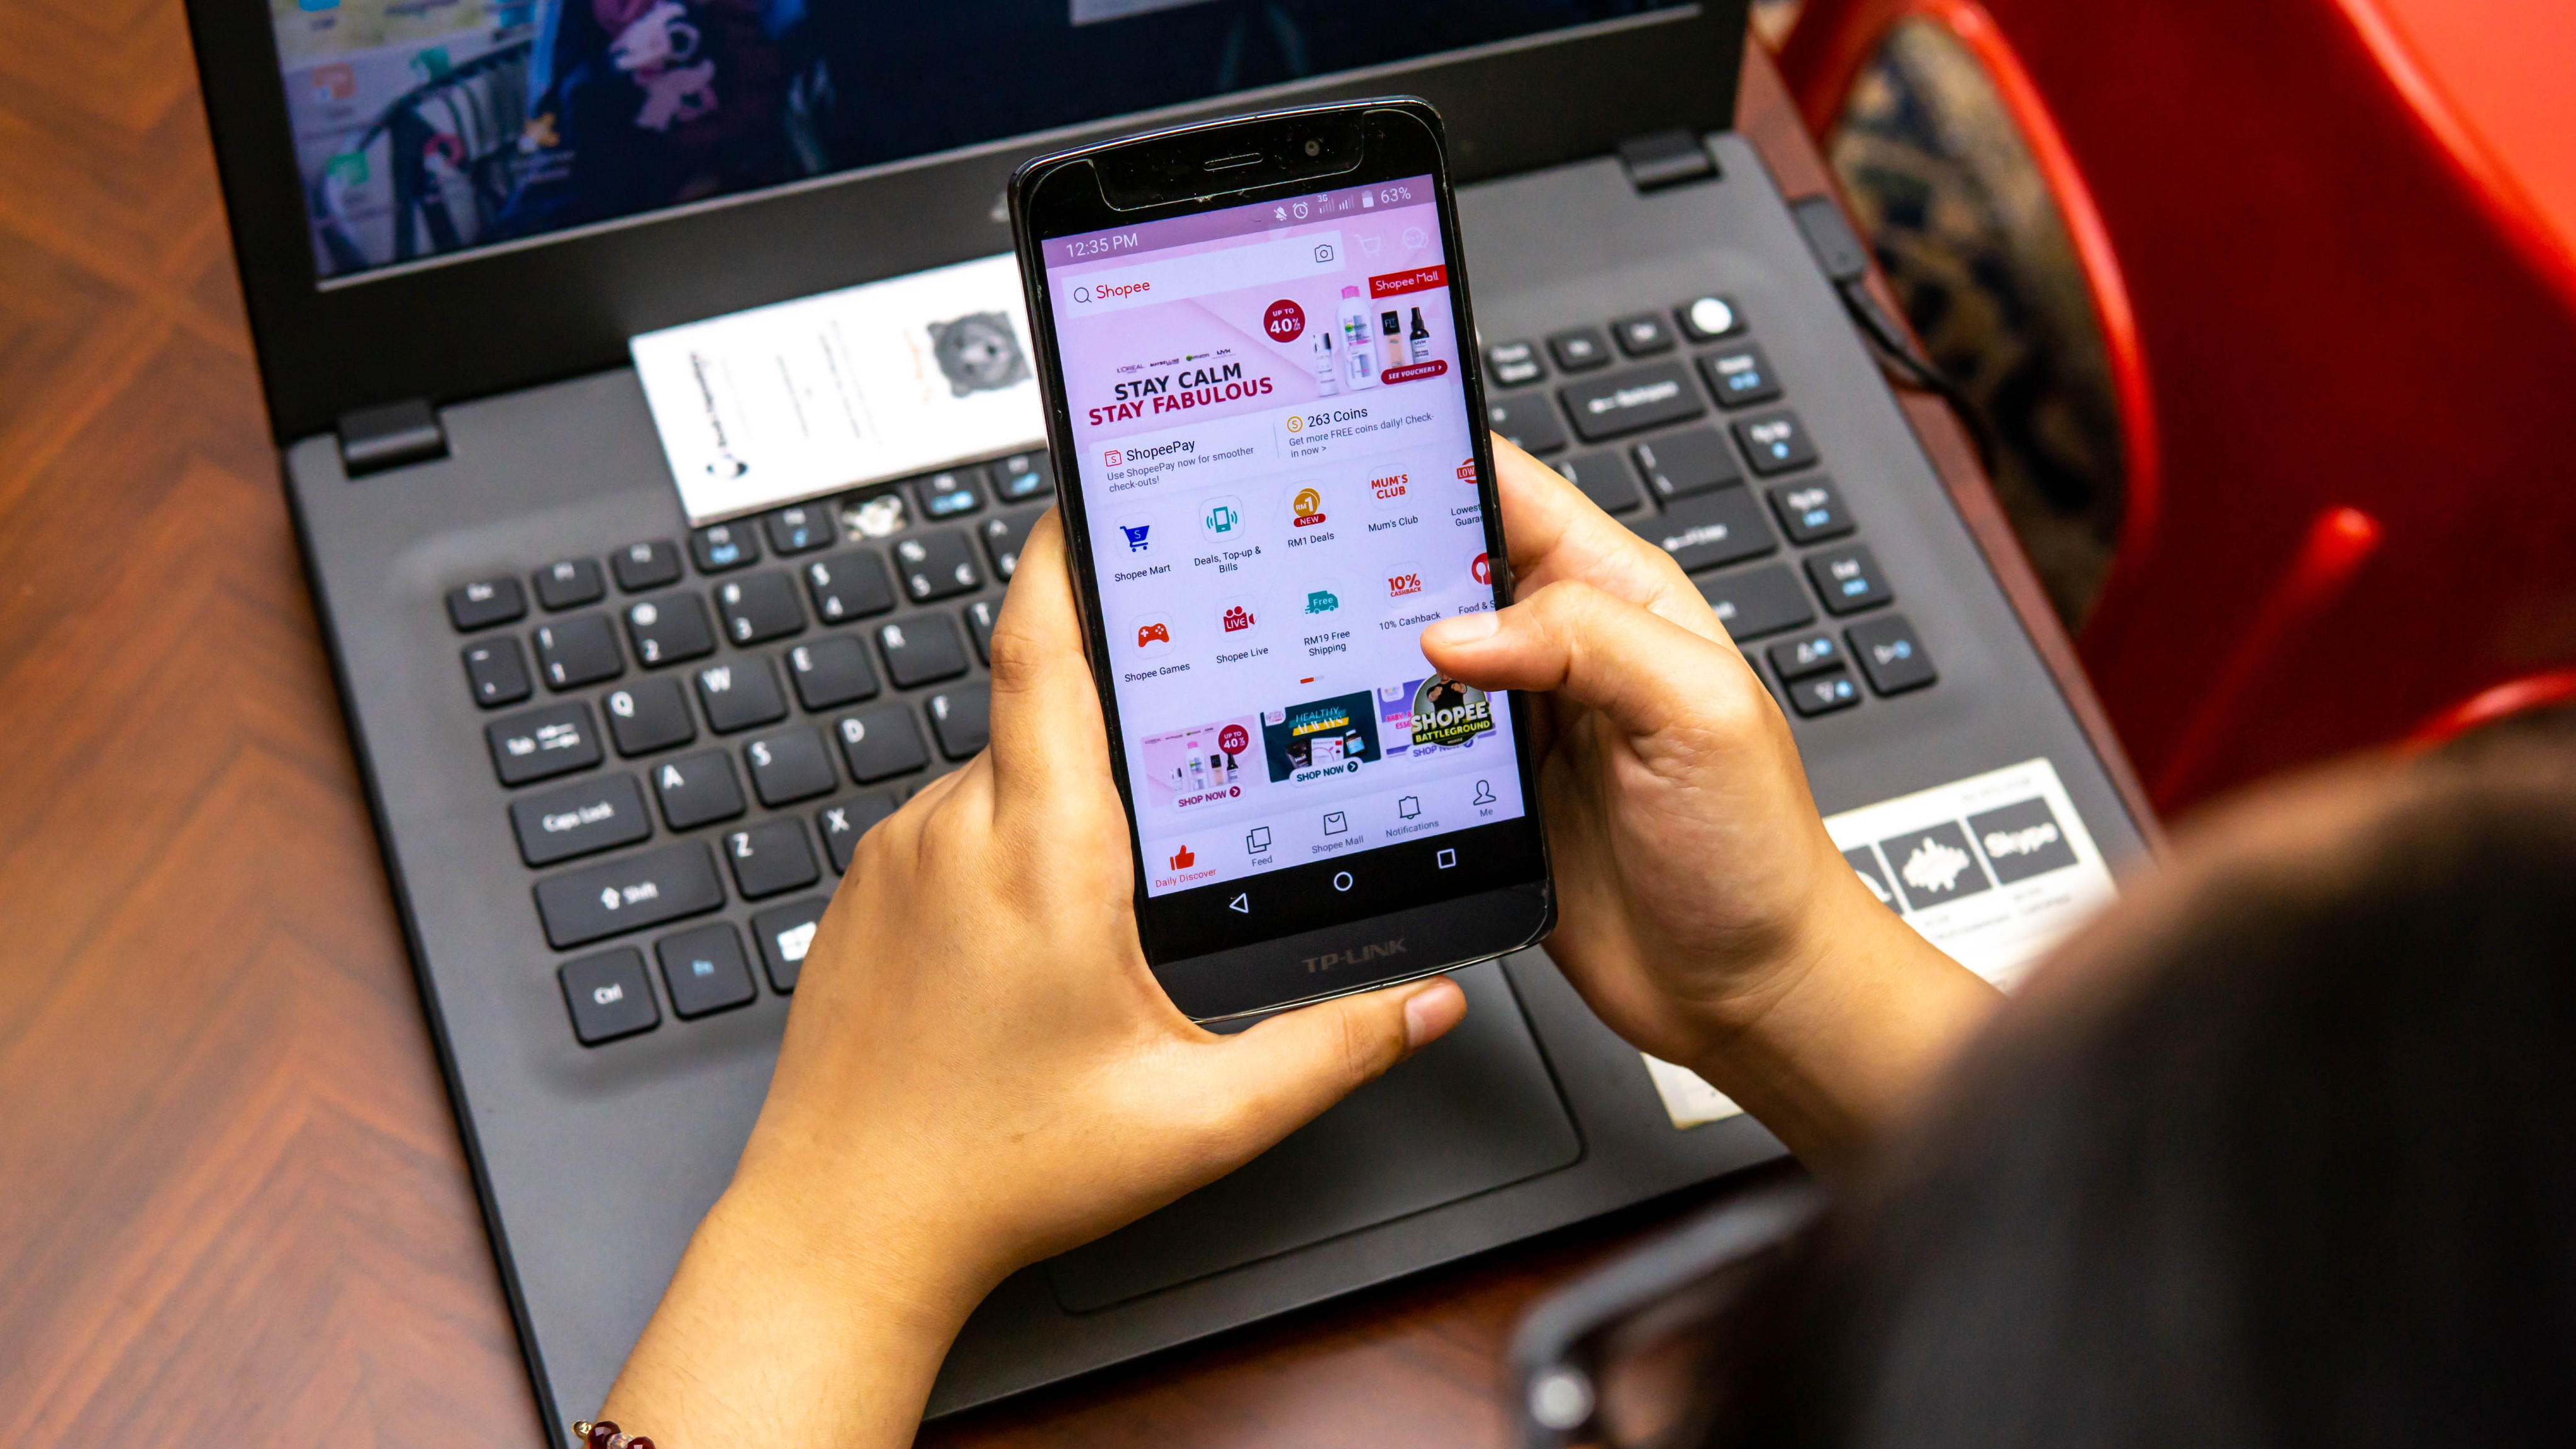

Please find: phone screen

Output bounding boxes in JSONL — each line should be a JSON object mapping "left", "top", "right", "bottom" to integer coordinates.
{"left": 1037, "top": 177, "right": 1530, "bottom": 914}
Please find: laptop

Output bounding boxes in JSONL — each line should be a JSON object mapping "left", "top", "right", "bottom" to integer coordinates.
{"left": 182, "top": 0, "right": 2151, "bottom": 1428}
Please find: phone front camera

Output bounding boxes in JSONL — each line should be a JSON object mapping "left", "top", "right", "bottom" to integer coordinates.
{"left": 1303, "top": 139, "right": 1322, "bottom": 158}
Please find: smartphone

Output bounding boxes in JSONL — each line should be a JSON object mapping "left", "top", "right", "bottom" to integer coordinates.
{"left": 1008, "top": 98, "right": 1554, "bottom": 1021}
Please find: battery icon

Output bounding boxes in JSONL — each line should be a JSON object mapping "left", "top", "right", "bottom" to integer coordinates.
{"left": 1360, "top": 192, "right": 1374, "bottom": 208}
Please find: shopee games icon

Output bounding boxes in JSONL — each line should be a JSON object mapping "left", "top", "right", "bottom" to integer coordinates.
{"left": 1132, "top": 617, "right": 1174, "bottom": 655}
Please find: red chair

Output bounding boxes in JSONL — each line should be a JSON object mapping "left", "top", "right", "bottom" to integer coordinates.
{"left": 1777, "top": 0, "right": 2576, "bottom": 809}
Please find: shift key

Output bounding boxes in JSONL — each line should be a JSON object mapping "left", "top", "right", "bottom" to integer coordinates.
{"left": 534, "top": 842, "right": 725, "bottom": 948}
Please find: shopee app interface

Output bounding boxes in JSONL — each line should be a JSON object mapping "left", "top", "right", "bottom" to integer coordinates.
{"left": 1045, "top": 178, "right": 1527, "bottom": 899}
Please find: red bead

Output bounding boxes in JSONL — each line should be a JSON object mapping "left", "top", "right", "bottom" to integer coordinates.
{"left": 627, "top": 1439, "right": 654, "bottom": 1449}
{"left": 587, "top": 1423, "right": 618, "bottom": 1449}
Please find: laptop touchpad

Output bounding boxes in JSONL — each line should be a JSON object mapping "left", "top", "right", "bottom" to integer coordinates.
{"left": 1045, "top": 961, "right": 1580, "bottom": 1313}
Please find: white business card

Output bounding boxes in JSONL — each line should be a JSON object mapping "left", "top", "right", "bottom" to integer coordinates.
{"left": 630, "top": 253, "right": 1047, "bottom": 525}
{"left": 1644, "top": 755, "right": 2123, "bottom": 1129}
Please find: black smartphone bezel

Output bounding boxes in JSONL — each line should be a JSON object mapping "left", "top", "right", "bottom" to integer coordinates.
{"left": 1009, "top": 98, "right": 1554, "bottom": 1021}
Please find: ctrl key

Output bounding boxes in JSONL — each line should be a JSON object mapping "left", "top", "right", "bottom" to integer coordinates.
{"left": 559, "top": 949, "right": 659, "bottom": 1046}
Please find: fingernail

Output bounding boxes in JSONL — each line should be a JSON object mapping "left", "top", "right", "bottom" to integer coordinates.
{"left": 1422, "top": 612, "right": 1499, "bottom": 649}
{"left": 1403, "top": 979, "right": 1468, "bottom": 1048}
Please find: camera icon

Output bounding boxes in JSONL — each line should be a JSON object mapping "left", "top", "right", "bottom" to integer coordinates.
{"left": 1312, "top": 243, "right": 1335, "bottom": 265}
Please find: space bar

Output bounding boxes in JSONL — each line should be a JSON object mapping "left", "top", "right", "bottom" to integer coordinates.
{"left": 533, "top": 842, "right": 725, "bottom": 948}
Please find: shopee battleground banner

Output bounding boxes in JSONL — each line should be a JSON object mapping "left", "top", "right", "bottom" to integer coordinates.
{"left": 1058, "top": 223, "right": 1459, "bottom": 442}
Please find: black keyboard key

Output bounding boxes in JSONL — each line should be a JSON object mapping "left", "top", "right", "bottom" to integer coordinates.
{"left": 964, "top": 599, "right": 999, "bottom": 663}
{"left": 1629, "top": 487, "right": 1777, "bottom": 574}
{"left": 695, "top": 656, "right": 789, "bottom": 733}
{"left": 624, "top": 593, "right": 716, "bottom": 667}
{"left": 764, "top": 502, "right": 837, "bottom": 557}
{"left": 446, "top": 577, "right": 524, "bottom": 631}
{"left": 533, "top": 842, "right": 725, "bottom": 948}
{"left": 750, "top": 897, "right": 828, "bottom": 992}
{"left": 725, "top": 818, "right": 821, "bottom": 899}
{"left": 1485, "top": 340, "right": 1546, "bottom": 387}
{"left": 877, "top": 614, "right": 969, "bottom": 687}
{"left": 651, "top": 750, "right": 746, "bottom": 830}
{"left": 715, "top": 570, "right": 806, "bottom": 645}
{"left": 655, "top": 923, "right": 759, "bottom": 1018}
{"left": 463, "top": 637, "right": 531, "bottom": 708}
{"left": 533, "top": 557, "right": 606, "bottom": 611}
{"left": 1767, "top": 478, "right": 1856, "bottom": 543}
{"left": 804, "top": 549, "right": 897, "bottom": 624}
{"left": 1784, "top": 665, "right": 1861, "bottom": 718}
{"left": 836, "top": 705, "right": 928, "bottom": 783}
{"left": 1676, "top": 294, "right": 1743, "bottom": 341}
{"left": 1805, "top": 545, "right": 1894, "bottom": 615}
{"left": 1697, "top": 563, "right": 1817, "bottom": 642}
{"left": 1630, "top": 426, "right": 1744, "bottom": 502}
{"left": 1486, "top": 393, "right": 1568, "bottom": 456}
{"left": 510, "top": 773, "right": 653, "bottom": 867}
{"left": 1612, "top": 314, "right": 1675, "bottom": 357}
{"left": 612, "top": 540, "right": 684, "bottom": 592}
{"left": 744, "top": 726, "right": 837, "bottom": 806}
{"left": 1848, "top": 614, "right": 1937, "bottom": 695}
{"left": 604, "top": 677, "right": 696, "bottom": 757}
{"left": 979, "top": 509, "right": 1036, "bottom": 581}
{"left": 893, "top": 530, "right": 982, "bottom": 602}
{"left": 1547, "top": 326, "right": 1613, "bottom": 372}
{"left": 486, "top": 701, "right": 601, "bottom": 786}
{"left": 560, "top": 950, "right": 658, "bottom": 1045}
{"left": 917, "top": 467, "right": 986, "bottom": 520}
{"left": 534, "top": 613, "right": 623, "bottom": 691}
{"left": 1733, "top": 410, "right": 1819, "bottom": 475}
{"left": 1766, "top": 629, "right": 1847, "bottom": 681}
{"left": 928, "top": 686, "right": 991, "bottom": 760}
{"left": 690, "top": 521, "right": 760, "bottom": 572}
{"left": 1562, "top": 361, "right": 1706, "bottom": 443}
{"left": 788, "top": 635, "right": 879, "bottom": 710}
{"left": 1555, "top": 450, "right": 1647, "bottom": 515}
{"left": 817, "top": 791, "right": 900, "bottom": 872}
{"left": 995, "top": 450, "right": 1054, "bottom": 502}
{"left": 1700, "top": 341, "right": 1783, "bottom": 409}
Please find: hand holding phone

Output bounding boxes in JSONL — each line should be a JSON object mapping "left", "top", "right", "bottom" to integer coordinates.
{"left": 1011, "top": 99, "right": 1555, "bottom": 1019}
{"left": 599, "top": 511, "right": 1468, "bottom": 1444}
{"left": 1422, "top": 441, "right": 1999, "bottom": 1169}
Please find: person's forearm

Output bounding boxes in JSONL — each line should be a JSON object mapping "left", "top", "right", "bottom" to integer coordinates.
{"left": 1685, "top": 874, "right": 2001, "bottom": 1175}
{"left": 598, "top": 1175, "right": 987, "bottom": 1448}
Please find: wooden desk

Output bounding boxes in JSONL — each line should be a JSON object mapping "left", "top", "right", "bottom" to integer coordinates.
{"left": 0, "top": 23, "right": 2112, "bottom": 1443}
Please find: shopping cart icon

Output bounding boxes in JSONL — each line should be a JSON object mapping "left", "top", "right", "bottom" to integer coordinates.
{"left": 1120, "top": 523, "right": 1151, "bottom": 552}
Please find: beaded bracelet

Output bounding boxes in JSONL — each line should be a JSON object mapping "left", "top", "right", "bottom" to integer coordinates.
{"left": 572, "top": 1419, "right": 654, "bottom": 1449}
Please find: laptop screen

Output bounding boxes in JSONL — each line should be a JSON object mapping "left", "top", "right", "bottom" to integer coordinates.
{"left": 267, "top": 0, "right": 1692, "bottom": 282}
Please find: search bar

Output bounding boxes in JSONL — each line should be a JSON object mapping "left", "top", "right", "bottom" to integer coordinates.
{"left": 1062, "top": 231, "right": 1346, "bottom": 314}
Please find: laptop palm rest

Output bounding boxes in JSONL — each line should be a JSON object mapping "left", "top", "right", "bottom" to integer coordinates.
{"left": 1045, "top": 962, "right": 1580, "bottom": 1313}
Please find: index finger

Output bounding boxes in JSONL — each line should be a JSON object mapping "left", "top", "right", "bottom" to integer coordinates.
{"left": 1488, "top": 434, "right": 1726, "bottom": 641}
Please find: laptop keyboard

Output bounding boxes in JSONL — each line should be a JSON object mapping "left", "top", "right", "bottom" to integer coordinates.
{"left": 1481, "top": 291, "right": 1939, "bottom": 718}
{"left": 449, "top": 452, "right": 1053, "bottom": 1048}
{"left": 451, "top": 294, "right": 1929, "bottom": 1051}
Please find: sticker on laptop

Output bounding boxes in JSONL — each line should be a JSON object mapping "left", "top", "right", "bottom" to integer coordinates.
{"left": 1642, "top": 755, "right": 2124, "bottom": 1130}
{"left": 630, "top": 253, "right": 1045, "bottom": 525}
